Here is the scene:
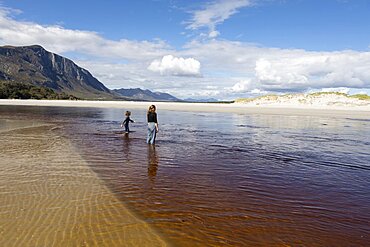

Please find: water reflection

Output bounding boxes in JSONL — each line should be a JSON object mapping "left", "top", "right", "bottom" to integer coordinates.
{"left": 122, "top": 132, "right": 131, "bottom": 161}
{"left": 147, "top": 145, "right": 159, "bottom": 180}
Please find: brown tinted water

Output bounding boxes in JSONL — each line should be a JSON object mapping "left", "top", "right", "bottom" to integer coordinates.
{"left": 1, "top": 105, "right": 370, "bottom": 246}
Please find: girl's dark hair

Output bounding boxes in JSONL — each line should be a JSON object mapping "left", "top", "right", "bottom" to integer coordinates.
{"left": 147, "top": 105, "right": 156, "bottom": 114}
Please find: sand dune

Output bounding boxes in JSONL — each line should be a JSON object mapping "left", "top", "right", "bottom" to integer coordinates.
{"left": 235, "top": 93, "right": 370, "bottom": 108}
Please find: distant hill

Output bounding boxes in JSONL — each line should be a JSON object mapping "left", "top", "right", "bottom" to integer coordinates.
{"left": 0, "top": 45, "right": 113, "bottom": 99}
{"left": 184, "top": 98, "right": 219, "bottom": 102}
{"left": 113, "top": 88, "right": 181, "bottom": 102}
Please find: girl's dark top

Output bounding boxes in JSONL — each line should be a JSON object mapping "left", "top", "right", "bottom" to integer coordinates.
{"left": 123, "top": 116, "right": 134, "bottom": 125}
{"left": 147, "top": 112, "right": 157, "bottom": 123}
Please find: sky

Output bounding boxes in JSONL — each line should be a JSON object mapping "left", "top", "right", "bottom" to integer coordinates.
{"left": 0, "top": 0, "right": 370, "bottom": 100}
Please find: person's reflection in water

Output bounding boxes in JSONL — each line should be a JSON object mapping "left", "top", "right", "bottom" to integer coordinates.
{"left": 148, "top": 145, "right": 159, "bottom": 181}
{"left": 122, "top": 133, "right": 131, "bottom": 161}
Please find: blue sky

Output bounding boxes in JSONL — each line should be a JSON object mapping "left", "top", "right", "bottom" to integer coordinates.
{"left": 1, "top": 0, "right": 370, "bottom": 99}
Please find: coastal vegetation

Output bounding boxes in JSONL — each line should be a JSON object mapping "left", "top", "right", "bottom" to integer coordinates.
{"left": 350, "top": 94, "right": 370, "bottom": 101}
{"left": 0, "top": 81, "right": 78, "bottom": 100}
{"left": 235, "top": 94, "right": 279, "bottom": 103}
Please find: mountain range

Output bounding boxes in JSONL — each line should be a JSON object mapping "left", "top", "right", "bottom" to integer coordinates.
{"left": 113, "top": 88, "right": 180, "bottom": 101}
{"left": 183, "top": 98, "right": 220, "bottom": 103}
{"left": 0, "top": 45, "right": 180, "bottom": 101}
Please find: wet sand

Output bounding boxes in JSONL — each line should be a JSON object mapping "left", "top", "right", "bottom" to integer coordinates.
{"left": 1, "top": 99, "right": 370, "bottom": 119}
{"left": 0, "top": 120, "right": 166, "bottom": 246}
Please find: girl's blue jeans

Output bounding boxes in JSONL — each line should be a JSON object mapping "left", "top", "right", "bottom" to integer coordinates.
{"left": 147, "top": 122, "right": 156, "bottom": 144}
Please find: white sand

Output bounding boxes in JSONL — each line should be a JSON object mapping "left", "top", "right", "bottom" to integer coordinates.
{"left": 1, "top": 99, "right": 370, "bottom": 119}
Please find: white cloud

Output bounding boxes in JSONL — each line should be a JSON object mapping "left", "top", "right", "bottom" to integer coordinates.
{"left": 0, "top": 6, "right": 22, "bottom": 16}
{"left": 231, "top": 79, "right": 254, "bottom": 93}
{"left": 148, "top": 55, "right": 201, "bottom": 77}
{"left": 206, "top": 85, "right": 218, "bottom": 89}
{"left": 255, "top": 58, "right": 309, "bottom": 86}
{"left": 186, "top": 0, "right": 251, "bottom": 38}
{"left": 208, "top": 30, "right": 220, "bottom": 38}
{"left": 254, "top": 51, "right": 370, "bottom": 91}
{"left": 184, "top": 40, "right": 370, "bottom": 91}
{"left": 0, "top": 8, "right": 171, "bottom": 60}
{"left": 250, "top": 89, "right": 266, "bottom": 94}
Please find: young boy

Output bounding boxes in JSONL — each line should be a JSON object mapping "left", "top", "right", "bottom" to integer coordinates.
{"left": 121, "top": 111, "right": 134, "bottom": 133}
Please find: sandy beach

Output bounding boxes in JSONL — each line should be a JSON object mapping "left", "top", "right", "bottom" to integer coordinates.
{"left": 1, "top": 99, "right": 370, "bottom": 119}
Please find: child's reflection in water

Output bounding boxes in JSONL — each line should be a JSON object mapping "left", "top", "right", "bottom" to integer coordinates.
{"left": 122, "top": 132, "right": 131, "bottom": 161}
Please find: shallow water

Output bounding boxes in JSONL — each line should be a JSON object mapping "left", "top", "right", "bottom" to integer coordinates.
{"left": 1, "top": 105, "right": 370, "bottom": 246}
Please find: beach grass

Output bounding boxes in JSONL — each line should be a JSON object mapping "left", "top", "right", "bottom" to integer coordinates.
{"left": 235, "top": 94, "right": 279, "bottom": 103}
{"left": 350, "top": 94, "right": 370, "bottom": 101}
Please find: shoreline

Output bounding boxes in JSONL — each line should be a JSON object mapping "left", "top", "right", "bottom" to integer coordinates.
{"left": 1, "top": 99, "right": 370, "bottom": 118}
